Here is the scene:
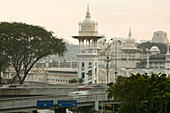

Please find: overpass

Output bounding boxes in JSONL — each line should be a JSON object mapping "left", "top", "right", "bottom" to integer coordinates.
{"left": 0, "top": 84, "right": 117, "bottom": 113}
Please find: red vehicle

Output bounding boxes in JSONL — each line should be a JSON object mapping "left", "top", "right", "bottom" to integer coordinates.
{"left": 77, "top": 85, "right": 93, "bottom": 90}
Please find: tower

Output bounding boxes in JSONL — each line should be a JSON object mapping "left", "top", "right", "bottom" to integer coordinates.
{"left": 72, "top": 5, "right": 104, "bottom": 83}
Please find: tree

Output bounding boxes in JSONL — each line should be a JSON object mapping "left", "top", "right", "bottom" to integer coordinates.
{"left": 0, "top": 37, "right": 10, "bottom": 84}
{"left": 0, "top": 22, "right": 67, "bottom": 84}
{"left": 69, "top": 78, "right": 77, "bottom": 84}
{"left": 69, "top": 78, "right": 84, "bottom": 84}
{"left": 77, "top": 78, "right": 84, "bottom": 83}
{"left": 107, "top": 73, "right": 170, "bottom": 113}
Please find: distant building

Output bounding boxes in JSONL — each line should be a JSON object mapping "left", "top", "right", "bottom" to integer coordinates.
{"left": 151, "top": 31, "right": 169, "bottom": 44}
{"left": 139, "top": 40, "right": 150, "bottom": 44}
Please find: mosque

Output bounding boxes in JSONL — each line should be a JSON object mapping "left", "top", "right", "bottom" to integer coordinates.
{"left": 2, "top": 6, "right": 170, "bottom": 84}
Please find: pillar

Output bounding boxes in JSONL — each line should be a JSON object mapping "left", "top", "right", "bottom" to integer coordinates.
{"left": 126, "top": 53, "right": 129, "bottom": 69}
{"left": 92, "top": 61, "right": 95, "bottom": 83}
{"left": 78, "top": 60, "right": 81, "bottom": 78}
{"left": 146, "top": 52, "right": 149, "bottom": 69}
{"left": 88, "top": 39, "right": 90, "bottom": 48}
{"left": 85, "top": 62, "right": 88, "bottom": 83}
{"left": 95, "top": 100, "right": 99, "bottom": 111}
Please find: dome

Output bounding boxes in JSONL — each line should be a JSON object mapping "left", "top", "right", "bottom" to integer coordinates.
{"left": 150, "top": 46, "right": 160, "bottom": 52}
{"left": 125, "top": 37, "right": 135, "bottom": 44}
{"left": 81, "top": 18, "right": 95, "bottom": 31}
{"left": 78, "top": 5, "right": 98, "bottom": 36}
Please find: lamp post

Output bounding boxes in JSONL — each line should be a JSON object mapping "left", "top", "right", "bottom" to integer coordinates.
{"left": 113, "top": 40, "right": 121, "bottom": 83}
{"left": 105, "top": 38, "right": 112, "bottom": 84}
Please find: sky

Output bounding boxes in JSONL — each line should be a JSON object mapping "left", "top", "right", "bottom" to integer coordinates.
{"left": 1, "top": 0, "right": 170, "bottom": 44}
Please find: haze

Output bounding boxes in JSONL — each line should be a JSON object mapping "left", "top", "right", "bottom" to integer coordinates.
{"left": 1, "top": 0, "right": 170, "bottom": 44}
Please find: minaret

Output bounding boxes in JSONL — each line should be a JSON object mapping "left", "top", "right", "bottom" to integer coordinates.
{"left": 72, "top": 5, "right": 104, "bottom": 83}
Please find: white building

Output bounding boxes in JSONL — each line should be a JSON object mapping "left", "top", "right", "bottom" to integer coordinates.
{"left": 72, "top": 5, "right": 104, "bottom": 83}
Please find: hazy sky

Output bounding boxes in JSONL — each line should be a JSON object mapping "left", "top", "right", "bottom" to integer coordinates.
{"left": 1, "top": 0, "right": 170, "bottom": 44}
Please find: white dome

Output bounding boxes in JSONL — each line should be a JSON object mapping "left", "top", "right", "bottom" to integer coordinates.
{"left": 125, "top": 37, "right": 135, "bottom": 44}
{"left": 150, "top": 46, "right": 160, "bottom": 52}
{"left": 81, "top": 18, "right": 95, "bottom": 31}
{"left": 78, "top": 6, "right": 98, "bottom": 36}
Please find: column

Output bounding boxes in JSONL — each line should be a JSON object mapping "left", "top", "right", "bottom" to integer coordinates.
{"left": 92, "top": 61, "right": 95, "bottom": 83}
{"left": 92, "top": 39, "right": 95, "bottom": 49}
{"left": 96, "top": 62, "right": 99, "bottom": 83}
{"left": 95, "top": 100, "right": 99, "bottom": 111}
{"left": 88, "top": 39, "right": 90, "bottom": 49}
{"left": 147, "top": 52, "right": 149, "bottom": 69}
{"left": 78, "top": 60, "right": 82, "bottom": 78}
{"left": 126, "top": 53, "right": 129, "bottom": 69}
{"left": 58, "top": 60, "right": 60, "bottom": 68}
{"left": 85, "top": 62, "right": 88, "bottom": 83}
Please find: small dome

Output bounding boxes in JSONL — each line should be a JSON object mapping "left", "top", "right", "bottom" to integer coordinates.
{"left": 150, "top": 46, "right": 160, "bottom": 52}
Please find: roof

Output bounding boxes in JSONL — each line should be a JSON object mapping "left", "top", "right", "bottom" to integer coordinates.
{"left": 149, "top": 54, "right": 165, "bottom": 60}
{"left": 46, "top": 68, "right": 77, "bottom": 72}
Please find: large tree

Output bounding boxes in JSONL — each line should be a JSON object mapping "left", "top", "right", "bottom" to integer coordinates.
{"left": 0, "top": 36, "right": 10, "bottom": 84}
{"left": 107, "top": 73, "right": 170, "bottom": 113}
{"left": 0, "top": 22, "right": 67, "bottom": 84}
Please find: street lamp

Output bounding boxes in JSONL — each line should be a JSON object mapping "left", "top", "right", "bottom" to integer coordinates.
{"left": 104, "top": 38, "right": 113, "bottom": 84}
{"left": 113, "top": 40, "right": 121, "bottom": 83}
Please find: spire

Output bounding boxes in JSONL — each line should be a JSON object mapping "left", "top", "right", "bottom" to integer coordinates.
{"left": 85, "top": 4, "right": 91, "bottom": 18}
{"left": 128, "top": 27, "right": 132, "bottom": 37}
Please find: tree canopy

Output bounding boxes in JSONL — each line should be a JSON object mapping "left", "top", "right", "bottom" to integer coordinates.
{"left": 107, "top": 73, "right": 170, "bottom": 113}
{"left": 0, "top": 22, "right": 67, "bottom": 84}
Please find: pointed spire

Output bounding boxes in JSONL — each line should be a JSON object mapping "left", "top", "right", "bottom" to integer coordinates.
{"left": 128, "top": 27, "right": 132, "bottom": 37}
{"left": 85, "top": 4, "right": 91, "bottom": 18}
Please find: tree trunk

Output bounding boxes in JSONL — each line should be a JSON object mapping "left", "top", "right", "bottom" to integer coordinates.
{"left": 11, "top": 75, "right": 17, "bottom": 84}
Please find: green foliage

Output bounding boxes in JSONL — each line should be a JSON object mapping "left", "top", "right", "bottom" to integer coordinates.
{"left": 69, "top": 78, "right": 77, "bottom": 83}
{"left": 69, "top": 78, "right": 84, "bottom": 84}
{"left": 0, "top": 22, "right": 67, "bottom": 84}
{"left": 0, "top": 41, "right": 10, "bottom": 84}
{"left": 77, "top": 78, "right": 84, "bottom": 83}
{"left": 137, "top": 42, "right": 167, "bottom": 54}
{"left": 107, "top": 73, "right": 170, "bottom": 113}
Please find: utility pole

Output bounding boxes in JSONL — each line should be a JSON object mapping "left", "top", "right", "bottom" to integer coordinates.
{"left": 105, "top": 51, "right": 111, "bottom": 84}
